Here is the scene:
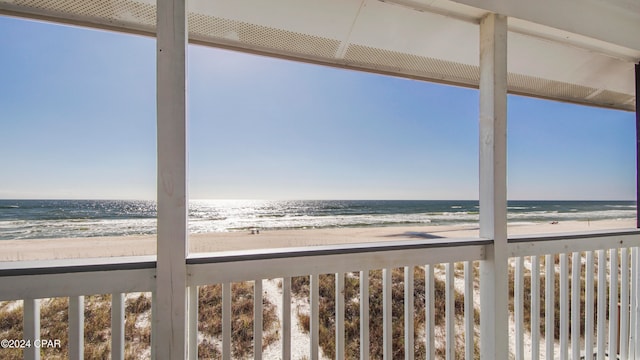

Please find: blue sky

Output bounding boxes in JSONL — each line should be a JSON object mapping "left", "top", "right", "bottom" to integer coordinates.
{"left": 0, "top": 16, "right": 636, "bottom": 200}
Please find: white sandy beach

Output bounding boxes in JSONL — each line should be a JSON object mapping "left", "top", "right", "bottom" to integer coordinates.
{"left": 0, "top": 219, "right": 634, "bottom": 261}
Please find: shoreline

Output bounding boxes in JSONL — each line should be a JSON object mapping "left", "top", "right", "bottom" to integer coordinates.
{"left": 0, "top": 219, "right": 635, "bottom": 262}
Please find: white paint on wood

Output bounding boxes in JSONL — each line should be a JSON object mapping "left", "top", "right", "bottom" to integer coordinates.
{"left": 188, "top": 286, "right": 198, "bottom": 360}
{"left": 426, "top": 265, "right": 435, "bottom": 360}
{"left": 445, "top": 262, "right": 455, "bottom": 360}
{"left": 383, "top": 268, "right": 392, "bottom": 360}
{"left": 187, "top": 286, "right": 199, "bottom": 360}
{"left": 585, "top": 251, "right": 595, "bottom": 359}
{"left": 155, "top": 0, "right": 188, "bottom": 357}
{"left": 464, "top": 261, "right": 473, "bottom": 360}
{"left": 597, "top": 250, "right": 606, "bottom": 360}
{"left": 609, "top": 249, "right": 620, "bottom": 359}
{"left": 151, "top": 291, "right": 157, "bottom": 360}
{"left": 509, "top": 231, "right": 640, "bottom": 257}
{"left": 69, "top": 296, "right": 84, "bottom": 360}
{"left": 24, "top": 298, "right": 40, "bottom": 360}
{"left": 571, "top": 252, "right": 580, "bottom": 360}
{"left": 188, "top": 244, "right": 485, "bottom": 286}
{"left": 530, "top": 256, "right": 540, "bottom": 360}
{"left": 255, "top": 279, "right": 263, "bottom": 360}
{"left": 560, "top": 253, "right": 568, "bottom": 360}
{"left": 633, "top": 247, "right": 640, "bottom": 359}
{"left": 282, "top": 277, "right": 292, "bottom": 360}
{"left": 545, "top": 254, "right": 555, "bottom": 360}
{"left": 404, "top": 266, "right": 415, "bottom": 360}
{"left": 335, "top": 273, "right": 345, "bottom": 359}
{"left": 112, "top": 292, "right": 125, "bottom": 360}
{"left": 360, "top": 270, "right": 370, "bottom": 360}
{"left": 310, "top": 274, "right": 319, "bottom": 360}
{"left": 620, "top": 248, "right": 630, "bottom": 360}
{"left": 478, "top": 12, "right": 508, "bottom": 360}
{"left": 223, "top": 282, "right": 231, "bottom": 359}
{"left": 0, "top": 269, "right": 155, "bottom": 301}
{"left": 515, "top": 256, "right": 524, "bottom": 360}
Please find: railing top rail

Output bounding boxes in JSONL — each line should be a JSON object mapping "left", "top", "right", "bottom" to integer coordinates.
{"left": 508, "top": 228, "right": 640, "bottom": 243}
{"left": 508, "top": 229, "right": 640, "bottom": 257}
{"left": 186, "top": 237, "right": 491, "bottom": 265}
{"left": 0, "top": 255, "right": 157, "bottom": 277}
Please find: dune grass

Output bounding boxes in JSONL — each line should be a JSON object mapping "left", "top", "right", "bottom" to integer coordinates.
{"left": 292, "top": 267, "right": 478, "bottom": 359}
{"left": 0, "top": 283, "right": 279, "bottom": 360}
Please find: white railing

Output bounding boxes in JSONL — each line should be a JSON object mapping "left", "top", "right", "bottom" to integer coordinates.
{"left": 187, "top": 237, "right": 487, "bottom": 360}
{"left": 0, "top": 256, "right": 156, "bottom": 360}
{"left": 2, "top": 230, "right": 640, "bottom": 359}
{"left": 509, "top": 229, "right": 640, "bottom": 360}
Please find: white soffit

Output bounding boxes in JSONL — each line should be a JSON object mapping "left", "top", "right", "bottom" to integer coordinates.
{"left": 1, "top": 0, "right": 638, "bottom": 111}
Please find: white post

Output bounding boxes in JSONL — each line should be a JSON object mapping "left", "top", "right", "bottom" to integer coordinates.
{"left": 478, "top": 12, "right": 509, "bottom": 360}
{"left": 155, "top": 0, "right": 189, "bottom": 358}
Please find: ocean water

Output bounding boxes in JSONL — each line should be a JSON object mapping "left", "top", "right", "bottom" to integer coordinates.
{"left": 0, "top": 199, "right": 635, "bottom": 240}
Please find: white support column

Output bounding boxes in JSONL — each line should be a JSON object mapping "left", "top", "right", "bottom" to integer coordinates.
{"left": 155, "top": 0, "right": 189, "bottom": 358}
{"left": 478, "top": 12, "right": 509, "bottom": 360}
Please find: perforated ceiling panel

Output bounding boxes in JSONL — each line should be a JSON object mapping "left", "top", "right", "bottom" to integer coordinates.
{"left": 188, "top": 13, "right": 341, "bottom": 60}
{"left": 3, "top": 0, "right": 156, "bottom": 32}
{"left": 0, "top": 0, "right": 636, "bottom": 111}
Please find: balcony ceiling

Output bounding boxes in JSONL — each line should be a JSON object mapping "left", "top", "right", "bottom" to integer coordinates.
{"left": 1, "top": 0, "right": 639, "bottom": 111}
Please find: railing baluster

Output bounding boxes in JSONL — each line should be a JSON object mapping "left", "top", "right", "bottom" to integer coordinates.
{"left": 151, "top": 291, "right": 156, "bottom": 360}
{"left": 360, "top": 270, "right": 370, "bottom": 360}
{"left": 464, "top": 261, "right": 473, "bottom": 360}
{"left": 597, "top": 250, "right": 606, "bottom": 360}
{"left": 426, "top": 265, "right": 435, "bottom": 360}
{"left": 311, "top": 274, "right": 319, "bottom": 360}
{"left": 560, "top": 253, "right": 568, "bottom": 360}
{"left": 628, "top": 247, "right": 639, "bottom": 359}
{"left": 254, "top": 279, "right": 263, "bottom": 360}
{"left": 609, "top": 248, "right": 619, "bottom": 360}
{"left": 571, "top": 252, "right": 580, "bottom": 360}
{"left": 223, "top": 282, "right": 232, "bottom": 360}
{"left": 188, "top": 287, "right": 198, "bottom": 360}
{"left": 515, "top": 257, "right": 524, "bottom": 360}
{"left": 445, "top": 262, "right": 454, "bottom": 360}
{"left": 531, "top": 256, "right": 540, "bottom": 360}
{"left": 545, "top": 254, "right": 554, "bottom": 360}
{"left": 633, "top": 247, "right": 640, "bottom": 358}
{"left": 630, "top": 248, "right": 636, "bottom": 359}
{"left": 111, "top": 292, "right": 125, "bottom": 360}
{"left": 282, "top": 277, "right": 292, "bottom": 360}
{"left": 24, "top": 298, "right": 40, "bottom": 360}
{"left": 585, "top": 251, "right": 595, "bottom": 359}
{"left": 69, "top": 295, "right": 84, "bottom": 360}
{"left": 621, "top": 248, "right": 630, "bottom": 360}
{"left": 383, "top": 268, "right": 392, "bottom": 360}
{"left": 336, "top": 273, "right": 345, "bottom": 359}
{"left": 404, "top": 266, "right": 414, "bottom": 360}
